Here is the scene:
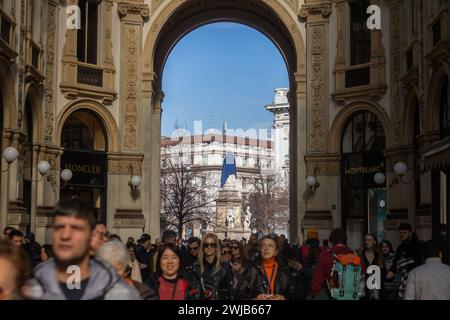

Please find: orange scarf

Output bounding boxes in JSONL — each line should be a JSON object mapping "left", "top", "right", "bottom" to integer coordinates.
{"left": 262, "top": 258, "right": 278, "bottom": 294}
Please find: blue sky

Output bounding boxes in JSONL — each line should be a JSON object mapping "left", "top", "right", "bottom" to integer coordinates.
{"left": 161, "top": 22, "right": 289, "bottom": 137}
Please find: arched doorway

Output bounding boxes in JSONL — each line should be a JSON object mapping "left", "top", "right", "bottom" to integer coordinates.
{"left": 340, "top": 111, "right": 386, "bottom": 248}
{"left": 60, "top": 109, "right": 108, "bottom": 224}
{"left": 143, "top": 0, "right": 306, "bottom": 239}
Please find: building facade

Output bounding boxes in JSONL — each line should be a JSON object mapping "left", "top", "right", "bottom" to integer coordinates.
{"left": 161, "top": 132, "right": 288, "bottom": 239}
{"left": 0, "top": 1, "right": 448, "bottom": 252}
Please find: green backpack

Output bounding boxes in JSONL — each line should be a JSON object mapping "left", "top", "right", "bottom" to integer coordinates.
{"left": 327, "top": 253, "right": 363, "bottom": 300}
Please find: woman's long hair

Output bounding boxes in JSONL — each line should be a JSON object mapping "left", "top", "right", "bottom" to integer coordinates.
{"left": 359, "top": 233, "right": 385, "bottom": 268}
{"left": 198, "top": 233, "right": 222, "bottom": 274}
{"left": 232, "top": 240, "right": 249, "bottom": 268}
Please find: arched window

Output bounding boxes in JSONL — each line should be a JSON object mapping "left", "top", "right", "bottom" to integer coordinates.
{"left": 61, "top": 109, "right": 107, "bottom": 151}
{"left": 60, "top": 109, "right": 108, "bottom": 224}
{"left": 440, "top": 76, "right": 450, "bottom": 138}
{"left": 341, "top": 111, "right": 386, "bottom": 154}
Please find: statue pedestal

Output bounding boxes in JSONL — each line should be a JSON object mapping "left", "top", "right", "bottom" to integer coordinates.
{"left": 214, "top": 180, "right": 251, "bottom": 240}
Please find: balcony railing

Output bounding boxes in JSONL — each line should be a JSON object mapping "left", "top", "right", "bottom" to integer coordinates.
{"left": 77, "top": 64, "right": 103, "bottom": 87}
{"left": 345, "top": 66, "right": 370, "bottom": 88}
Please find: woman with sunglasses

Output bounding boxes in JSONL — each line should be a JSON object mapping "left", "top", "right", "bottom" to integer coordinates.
{"left": 236, "top": 234, "right": 297, "bottom": 300}
{"left": 222, "top": 245, "right": 233, "bottom": 263}
{"left": 193, "top": 233, "right": 234, "bottom": 300}
{"left": 146, "top": 243, "right": 203, "bottom": 300}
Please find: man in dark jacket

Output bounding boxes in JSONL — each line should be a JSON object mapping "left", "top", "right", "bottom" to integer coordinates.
{"left": 311, "top": 228, "right": 359, "bottom": 299}
{"left": 136, "top": 233, "right": 153, "bottom": 282}
{"left": 386, "top": 223, "right": 423, "bottom": 299}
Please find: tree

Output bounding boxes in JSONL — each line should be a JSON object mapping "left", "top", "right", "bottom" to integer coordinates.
{"left": 247, "top": 171, "right": 289, "bottom": 235}
{"left": 160, "top": 155, "right": 218, "bottom": 237}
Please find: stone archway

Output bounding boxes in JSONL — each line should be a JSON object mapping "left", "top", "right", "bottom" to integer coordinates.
{"left": 140, "top": 0, "right": 307, "bottom": 239}
{"left": 426, "top": 64, "right": 450, "bottom": 135}
{"left": 329, "top": 100, "right": 392, "bottom": 154}
{"left": 0, "top": 57, "right": 17, "bottom": 130}
{"left": 55, "top": 99, "right": 120, "bottom": 153}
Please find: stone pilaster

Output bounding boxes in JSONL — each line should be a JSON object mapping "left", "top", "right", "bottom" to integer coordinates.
{"left": 299, "top": 1, "right": 334, "bottom": 237}
{"left": 118, "top": 0, "right": 149, "bottom": 151}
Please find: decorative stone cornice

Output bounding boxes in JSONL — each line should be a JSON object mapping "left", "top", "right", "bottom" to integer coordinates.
{"left": 117, "top": 0, "right": 150, "bottom": 19}
{"left": 299, "top": 1, "right": 332, "bottom": 19}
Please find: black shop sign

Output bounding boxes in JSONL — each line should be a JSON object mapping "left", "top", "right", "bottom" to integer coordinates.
{"left": 341, "top": 152, "right": 386, "bottom": 189}
{"left": 61, "top": 150, "right": 107, "bottom": 188}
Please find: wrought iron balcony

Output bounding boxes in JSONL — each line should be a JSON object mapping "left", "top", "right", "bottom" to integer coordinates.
{"left": 345, "top": 66, "right": 370, "bottom": 88}
{"left": 77, "top": 64, "right": 103, "bottom": 87}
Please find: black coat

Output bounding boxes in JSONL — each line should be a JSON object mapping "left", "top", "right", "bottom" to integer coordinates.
{"left": 236, "top": 258, "right": 299, "bottom": 300}
{"left": 389, "top": 236, "right": 423, "bottom": 274}
{"left": 192, "top": 259, "right": 234, "bottom": 300}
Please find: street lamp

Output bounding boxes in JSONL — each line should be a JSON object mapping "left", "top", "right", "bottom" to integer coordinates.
{"left": 374, "top": 161, "right": 414, "bottom": 188}
{"left": 306, "top": 175, "right": 319, "bottom": 194}
{"left": 1, "top": 146, "right": 19, "bottom": 172}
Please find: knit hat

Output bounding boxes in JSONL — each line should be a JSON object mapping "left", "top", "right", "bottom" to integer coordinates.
{"left": 306, "top": 228, "right": 319, "bottom": 240}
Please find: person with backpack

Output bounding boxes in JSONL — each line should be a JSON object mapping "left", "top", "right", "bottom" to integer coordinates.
{"left": 311, "top": 228, "right": 365, "bottom": 300}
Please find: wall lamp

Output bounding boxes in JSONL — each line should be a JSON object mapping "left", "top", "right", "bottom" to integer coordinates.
{"left": 373, "top": 161, "right": 414, "bottom": 188}
{"left": 306, "top": 168, "right": 320, "bottom": 194}
{"left": 128, "top": 164, "right": 142, "bottom": 190}
{"left": 2, "top": 147, "right": 72, "bottom": 187}
{"left": 1, "top": 146, "right": 19, "bottom": 172}
{"left": 42, "top": 160, "right": 73, "bottom": 189}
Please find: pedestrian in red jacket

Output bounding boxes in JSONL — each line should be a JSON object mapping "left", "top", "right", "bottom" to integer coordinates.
{"left": 311, "top": 228, "right": 363, "bottom": 298}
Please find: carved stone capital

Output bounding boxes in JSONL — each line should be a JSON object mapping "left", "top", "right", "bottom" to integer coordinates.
{"left": 117, "top": 1, "right": 150, "bottom": 20}
{"left": 299, "top": 2, "right": 332, "bottom": 19}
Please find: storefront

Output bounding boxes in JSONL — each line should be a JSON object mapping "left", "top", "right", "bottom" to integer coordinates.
{"left": 341, "top": 111, "right": 387, "bottom": 249}
{"left": 60, "top": 110, "right": 108, "bottom": 224}
{"left": 423, "top": 138, "right": 449, "bottom": 264}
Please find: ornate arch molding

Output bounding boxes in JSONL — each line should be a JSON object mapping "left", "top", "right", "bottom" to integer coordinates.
{"left": 426, "top": 63, "right": 450, "bottom": 133}
{"left": 23, "top": 82, "right": 43, "bottom": 142}
{"left": 0, "top": 56, "right": 17, "bottom": 130}
{"left": 403, "top": 84, "right": 421, "bottom": 145}
{"left": 142, "top": 0, "right": 306, "bottom": 95}
{"left": 55, "top": 99, "right": 120, "bottom": 152}
{"left": 329, "top": 100, "right": 392, "bottom": 154}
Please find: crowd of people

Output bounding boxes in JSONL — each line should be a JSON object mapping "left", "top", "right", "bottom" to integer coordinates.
{"left": 0, "top": 197, "right": 449, "bottom": 300}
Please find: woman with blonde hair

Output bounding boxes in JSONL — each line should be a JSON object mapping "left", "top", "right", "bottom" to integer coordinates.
{"left": 193, "top": 233, "right": 234, "bottom": 299}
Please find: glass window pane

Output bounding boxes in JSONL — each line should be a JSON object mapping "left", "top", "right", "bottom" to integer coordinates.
{"left": 342, "top": 120, "right": 353, "bottom": 153}
{"left": 353, "top": 113, "right": 365, "bottom": 152}
{"left": 350, "top": 0, "right": 371, "bottom": 65}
